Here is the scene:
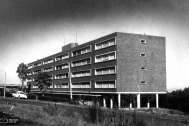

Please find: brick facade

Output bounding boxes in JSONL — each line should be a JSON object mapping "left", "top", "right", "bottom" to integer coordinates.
{"left": 27, "top": 32, "right": 166, "bottom": 94}
{"left": 116, "top": 33, "right": 166, "bottom": 93}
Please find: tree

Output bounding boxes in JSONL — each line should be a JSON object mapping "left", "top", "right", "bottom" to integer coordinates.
{"left": 26, "top": 84, "right": 31, "bottom": 94}
{"left": 16, "top": 63, "right": 28, "bottom": 91}
{"left": 34, "top": 72, "right": 52, "bottom": 96}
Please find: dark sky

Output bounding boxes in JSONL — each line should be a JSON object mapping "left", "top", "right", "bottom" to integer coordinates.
{"left": 1, "top": 0, "right": 184, "bottom": 30}
{"left": 0, "top": 0, "right": 188, "bottom": 91}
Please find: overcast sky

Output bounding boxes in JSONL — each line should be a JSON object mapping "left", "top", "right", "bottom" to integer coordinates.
{"left": 0, "top": 0, "right": 188, "bottom": 91}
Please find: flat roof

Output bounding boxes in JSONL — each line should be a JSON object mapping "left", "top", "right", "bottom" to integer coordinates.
{"left": 0, "top": 84, "right": 25, "bottom": 87}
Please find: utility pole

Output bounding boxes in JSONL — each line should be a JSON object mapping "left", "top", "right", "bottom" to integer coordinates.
{"left": 4, "top": 72, "right": 6, "bottom": 98}
{"left": 76, "top": 31, "right": 77, "bottom": 43}
{"left": 0, "top": 69, "right": 6, "bottom": 98}
{"left": 68, "top": 62, "right": 72, "bottom": 100}
{"left": 64, "top": 37, "right": 65, "bottom": 46}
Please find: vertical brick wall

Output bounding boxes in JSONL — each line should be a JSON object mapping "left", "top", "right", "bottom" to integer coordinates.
{"left": 116, "top": 33, "right": 166, "bottom": 92}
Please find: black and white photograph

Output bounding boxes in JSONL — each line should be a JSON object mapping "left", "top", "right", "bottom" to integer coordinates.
{"left": 0, "top": 0, "right": 189, "bottom": 125}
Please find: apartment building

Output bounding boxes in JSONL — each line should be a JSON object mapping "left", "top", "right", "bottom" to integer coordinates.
{"left": 27, "top": 32, "right": 166, "bottom": 108}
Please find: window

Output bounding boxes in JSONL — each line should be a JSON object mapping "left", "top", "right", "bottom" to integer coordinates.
{"left": 32, "top": 78, "right": 36, "bottom": 81}
{"left": 95, "top": 66, "right": 116, "bottom": 75}
{"left": 140, "top": 39, "right": 146, "bottom": 43}
{"left": 27, "top": 72, "right": 32, "bottom": 75}
{"left": 54, "top": 83, "right": 69, "bottom": 88}
{"left": 33, "top": 85, "right": 38, "bottom": 88}
{"left": 43, "top": 58, "right": 53, "bottom": 65}
{"left": 72, "top": 82, "right": 91, "bottom": 88}
{"left": 49, "top": 84, "right": 53, "bottom": 88}
{"left": 34, "top": 62, "right": 42, "bottom": 67}
{"left": 140, "top": 53, "right": 146, "bottom": 57}
{"left": 55, "top": 73, "right": 68, "bottom": 79}
{"left": 44, "top": 83, "right": 53, "bottom": 88}
{"left": 28, "top": 65, "right": 33, "bottom": 69}
{"left": 140, "top": 67, "right": 146, "bottom": 70}
{"left": 33, "top": 70, "right": 41, "bottom": 74}
{"left": 72, "top": 58, "right": 91, "bottom": 67}
{"left": 43, "top": 67, "right": 53, "bottom": 72}
{"left": 95, "top": 51, "right": 116, "bottom": 63}
{"left": 49, "top": 75, "right": 53, "bottom": 79}
{"left": 55, "top": 63, "right": 69, "bottom": 70}
{"left": 72, "top": 70, "right": 91, "bottom": 78}
{"left": 72, "top": 46, "right": 91, "bottom": 57}
{"left": 95, "top": 38, "right": 116, "bottom": 50}
{"left": 27, "top": 78, "right": 32, "bottom": 82}
{"left": 55, "top": 53, "right": 69, "bottom": 61}
{"left": 141, "top": 81, "right": 146, "bottom": 85}
{"left": 95, "top": 80, "right": 116, "bottom": 88}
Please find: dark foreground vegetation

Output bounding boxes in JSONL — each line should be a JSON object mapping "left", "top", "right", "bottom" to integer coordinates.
{"left": 1, "top": 99, "right": 189, "bottom": 126}
{"left": 0, "top": 101, "right": 148, "bottom": 126}
{"left": 160, "top": 87, "right": 189, "bottom": 114}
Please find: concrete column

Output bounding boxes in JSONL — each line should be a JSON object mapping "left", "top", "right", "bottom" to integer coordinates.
{"left": 147, "top": 96, "right": 150, "bottom": 108}
{"left": 129, "top": 94, "right": 132, "bottom": 109}
{"left": 147, "top": 102, "right": 150, "bottom": 108}
{"left": 110, "top": 96, "right": 113, "bottom": 109}
{"left": 118, "top": 94, "right": 121, "bottom": 108}
{"left": 103, "top": 96, "right": 106, "bottom": 107}
{"left": 156, "top": 94, "right": 159, "bottom": 108}
{"left": 129, "top": 103, "right": 132, "bottom": 109}
{"left": 137, "top": 94, "right": 141, "bottom": 109}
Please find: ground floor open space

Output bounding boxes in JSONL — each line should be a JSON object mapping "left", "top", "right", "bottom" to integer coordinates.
{"left": 33, "top": 91, "right": 167, "bottom": 109}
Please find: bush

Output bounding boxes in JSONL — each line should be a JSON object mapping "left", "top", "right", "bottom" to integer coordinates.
{"left": 100, "top": 110, "right": 147, "bottom": 126}
{"left": 37, "top": 96, "right": 69, "bottom": 103}
{"left": 38, "top": 96, "right": 51, "bottom": 101}
{"left": 27, "top": 94, "right": 37, "bottom": 100}
{"left": 88, "top": 105, "right": 104, "bottom": 123}
{"left": 69, "top": 99, "right": 76, "bottom": 104}
{"left": 42, "top": 103, "right": 58, "bottom": 116}
{"left": 2, "top": 100, "right": 149, "bottom": 126}
{"left": 6, "top": 93, "right": 13, "bottom": 97}
{"left": 51, "top": 97, "right": 68, "bottom": 102}
{"left": 130, "top": 111, "right": 147, "bottom": 126}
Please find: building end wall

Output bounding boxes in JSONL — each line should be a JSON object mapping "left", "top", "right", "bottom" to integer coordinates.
{"left": 116, "top": 33, "right": 166, "bottom": 92}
